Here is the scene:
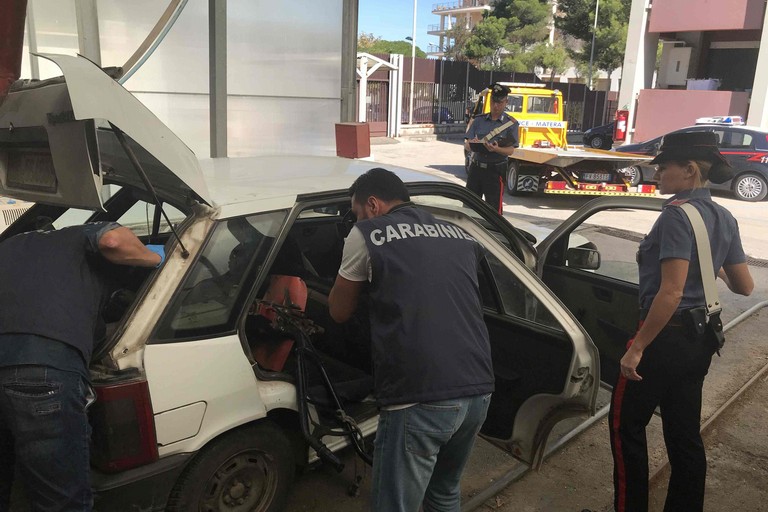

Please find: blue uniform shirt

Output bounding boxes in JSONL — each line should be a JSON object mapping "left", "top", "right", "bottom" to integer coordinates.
{"left": 466, "top": 112, "right": 519, "bottom": 163}
{"left": 637, "top": 188, "right": 746, "bottom": 310}
{"left": 0, "top": 222, "right": 122, "bottom": 375}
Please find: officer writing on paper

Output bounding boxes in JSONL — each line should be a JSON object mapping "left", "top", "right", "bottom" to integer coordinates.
{"left": 0, "top": 222, "right": 164, "bottom": 511}
{"left": 608, "top": 132, "right": 753, "bottom": 512}
{"left": 464, "top": 83, "right": 519, "bottom": 214}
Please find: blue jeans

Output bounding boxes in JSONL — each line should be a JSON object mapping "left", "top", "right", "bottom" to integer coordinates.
{"left": 0, "top": 366, "right": 93, "bottom": 512}
{"left": 371, "top": 393, "right": 491, "bottom": 512}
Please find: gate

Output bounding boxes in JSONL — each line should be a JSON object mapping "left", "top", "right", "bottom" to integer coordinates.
{"left": 366, "top": 81, "right": 388, "bottom": 137}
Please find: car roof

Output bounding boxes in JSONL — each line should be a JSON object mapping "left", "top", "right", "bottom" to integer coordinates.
{"left": 199, "top": 155, "right": 447, "bottom": 218}
{"left": 684, "top": 123, "right": 767, "bottom": 133}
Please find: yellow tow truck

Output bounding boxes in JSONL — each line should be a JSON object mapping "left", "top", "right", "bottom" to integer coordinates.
{"left": 468, "top": 83, "right": 656, "bottom": 197}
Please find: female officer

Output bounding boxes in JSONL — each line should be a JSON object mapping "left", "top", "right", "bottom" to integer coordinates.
{"left": 609, "top": 131, "right": 754, "bottom": 512}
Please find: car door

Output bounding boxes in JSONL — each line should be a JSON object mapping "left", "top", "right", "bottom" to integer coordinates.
{"left": 536, "top": 196, "right": 664, "bottom": 386}
{"left": 411, "top": 191, "right": 600, "bottom": 469}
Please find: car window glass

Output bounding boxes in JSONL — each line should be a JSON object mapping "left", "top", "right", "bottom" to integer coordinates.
{"left": 712, "top": 130, "right": 726, "bottom": 146}
{"left": 728, "top": 131, "right": 753, "bottom": 149}
{"left": 155, "top": 211, "right": 288, "bottom": 340}
{"left": 565, "top": 210, "right": 652, "bottom": 285}
{"left": 527, "top": 96, "right": 556, "bottom": 114}
{"left": 506, "top": 95, "right": 524, "bottom": 113}
{"left": 481, "top": 251, "right": 562, "bottom": 330}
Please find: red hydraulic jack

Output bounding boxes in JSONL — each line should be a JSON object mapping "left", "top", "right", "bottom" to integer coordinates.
{"left": 0, "top": 0, "right": 28, "bottom": 103}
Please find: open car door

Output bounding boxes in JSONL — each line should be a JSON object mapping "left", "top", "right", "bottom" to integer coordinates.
{"left": 421, "top": 203, "right": 599, "bottom": 469}
{"left": 0, "top": 54, "right": 211, "bottom": 210}
{"left": 536, "top": 196, "right": 665, "bottom": 385}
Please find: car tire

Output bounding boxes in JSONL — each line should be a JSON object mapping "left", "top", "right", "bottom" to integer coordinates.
{"left": 733, "top": 173, "right": 768, "bottom": 202}
{"left": 589, "top": 135, "right": 605, "bottom": 149}
{"left": 506, "top": 160, "right": 520, "bottom": 195}
{"left": 622, "top": 166, "right": 642, "bottom": 188}
{"left": 166, "top": 422, "right": 295, "bottom": 512}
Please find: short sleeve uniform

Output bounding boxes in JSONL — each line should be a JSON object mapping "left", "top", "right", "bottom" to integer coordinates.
{"left": 637, "top": 188, "right": 746, "bottom": 310}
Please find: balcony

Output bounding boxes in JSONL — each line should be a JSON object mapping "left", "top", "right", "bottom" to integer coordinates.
{"left": 649, "top": 0, "right": 765, "bottom": 33}
{"left": 432, "top": 1, "right": 491, "bottom": 15}
{"left": 428, "top": 24, "right": 448, "bottom": 35}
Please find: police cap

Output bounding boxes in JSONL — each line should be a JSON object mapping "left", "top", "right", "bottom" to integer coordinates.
{"left": 649, "top": 131, "right": 734, "bottom": 184}
{"left": 490, "top": 83, "right": 510, "bottom": 103}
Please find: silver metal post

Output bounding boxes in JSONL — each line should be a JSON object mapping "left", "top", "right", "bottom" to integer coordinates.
{"left": 75, "top": 0, "right": 101, "bottom": 65}
{"left": 587, "top": 0, "right": 600, "bottom": 90}
{"left": 25, "top": 2, "right": 39, "bottom": 79}
{"left": 209, "top": 0, "right": 227, "bottom": 158}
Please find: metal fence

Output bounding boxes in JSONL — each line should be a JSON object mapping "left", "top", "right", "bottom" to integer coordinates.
{"left": 363, "top": 56, "right": 614, "bottom": 133}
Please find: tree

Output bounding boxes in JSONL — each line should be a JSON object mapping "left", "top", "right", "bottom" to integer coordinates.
{"left": 357, "top": 32, "right": 426, "bottom": 58}
{"left": 556, "top": 0, "right": 631, "bottom": 83}
{"left": 492, "top": 0, "right": 552, "bottom": 47}
{"left": 462, "top": 16, "right": 509, "bottom": 69}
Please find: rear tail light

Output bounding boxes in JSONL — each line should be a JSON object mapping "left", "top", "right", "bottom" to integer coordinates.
{"left": 89, "top": 376, "right": 158, "bottom": 473}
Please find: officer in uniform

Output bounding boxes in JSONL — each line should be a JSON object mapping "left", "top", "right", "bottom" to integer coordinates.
{"left": 464, "top": 83, "right": 519, "bottom": 214}
{"left": 609, "top": 132, "right": 754, "bottom": 512}
{"left": 328, "top": 168, "right": 494, "bottom": 512}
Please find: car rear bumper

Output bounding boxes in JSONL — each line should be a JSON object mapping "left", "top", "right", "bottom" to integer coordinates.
{"left": 92, "top": 453, "right": 193, "bottom": 512}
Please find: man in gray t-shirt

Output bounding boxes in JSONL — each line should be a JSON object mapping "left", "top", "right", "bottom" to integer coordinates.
{"left": 329, "top": 168, "right": 493, "bottom": 512}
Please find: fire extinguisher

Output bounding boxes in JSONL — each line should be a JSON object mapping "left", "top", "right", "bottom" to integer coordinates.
{"left": 614, "top": 109, "right": 629, "bottom": 142}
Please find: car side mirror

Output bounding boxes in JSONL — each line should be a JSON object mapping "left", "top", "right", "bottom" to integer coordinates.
{"left": 566, "top": 247, "right": 601, "bottom": 270}
{"left": 652, "top": 142, "right": 661, "bottom": 153}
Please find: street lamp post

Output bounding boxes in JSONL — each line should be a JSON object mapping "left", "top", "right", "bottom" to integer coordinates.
{"left": 408, "top": 0, "right": 417, "bottom": 125}
{"left": 587, "top": 0, "right": 600, "bottom": 90}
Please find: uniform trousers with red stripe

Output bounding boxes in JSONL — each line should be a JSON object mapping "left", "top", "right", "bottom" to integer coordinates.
{"left": 609, "top": 324, "right": 717, "bottom": 512}
{"left": 466, "top": 162, "right": 504, "bottom": 214}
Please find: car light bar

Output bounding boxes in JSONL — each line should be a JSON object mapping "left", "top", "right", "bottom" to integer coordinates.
{"left": 695, "top": 115, "right": 745, "bottom": 126}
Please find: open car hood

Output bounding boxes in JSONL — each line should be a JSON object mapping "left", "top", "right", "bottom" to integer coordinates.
{"left": 0, "top": 54, "right": 211, "bottom": 210}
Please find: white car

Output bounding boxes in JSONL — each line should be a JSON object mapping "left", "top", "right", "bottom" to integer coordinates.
{"left": 0, "top": 55, "right": 665, "bottom": 511}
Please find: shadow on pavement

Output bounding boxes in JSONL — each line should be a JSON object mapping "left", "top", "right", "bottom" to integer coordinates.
{"left": 428, "top": 164, "right": 466, "bottom": 180}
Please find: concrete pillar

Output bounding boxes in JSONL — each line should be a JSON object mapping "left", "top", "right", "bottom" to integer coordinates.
{"left": 617, "top": 0, "right": 658, "bottom": 143}
{"left": 747, "top": 8, "right": 768, "bottom": 128}
{"left": 340, "top": 0, "right": 359, "bottom": 122}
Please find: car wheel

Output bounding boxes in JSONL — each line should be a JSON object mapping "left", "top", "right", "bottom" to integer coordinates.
{"left": 733, "top": 173, "right": 768, "bottom": 202}
{"left": 589, "top": 135, "right": 605, "bottom": 149}
{"left": 506, "top": 160, "right": 520, "bottom": 195}
{"left": 166, "top": 422, "right": 295, "bottom": 512}
{"left": 622, "top": 166, "right": 642, "bottom": 187}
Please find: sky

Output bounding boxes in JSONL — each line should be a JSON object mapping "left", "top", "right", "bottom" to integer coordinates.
{"left": 358, "top": 0, "right": 439, "bottom": 53}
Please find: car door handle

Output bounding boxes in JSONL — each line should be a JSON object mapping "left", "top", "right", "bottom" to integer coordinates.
{"left": 593, "top": 287, "right": 612, "bottom": 302}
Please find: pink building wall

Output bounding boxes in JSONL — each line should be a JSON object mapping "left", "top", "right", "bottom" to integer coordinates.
{"left": 634, "top": 90, "right": 750, "bottom": 141}
{"left": 649, "top": 0, "right": 765, "bottom": 32}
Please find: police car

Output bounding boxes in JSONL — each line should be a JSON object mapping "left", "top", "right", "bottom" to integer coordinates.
{"left": 1, "top": 55, "right": 665, "bottom": 511}
{"left": 616, "top": 116, "right": 768, "bottom": 201}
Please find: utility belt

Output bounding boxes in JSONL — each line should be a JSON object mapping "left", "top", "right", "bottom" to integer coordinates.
{"left": 471, "top": 159, "right": 507, "bottom": 169}
{"left": 640, "top": 306, "right": 723, "bottom": 344}
{"left": 639, "top": 308, "right": 690, "bottom": 328}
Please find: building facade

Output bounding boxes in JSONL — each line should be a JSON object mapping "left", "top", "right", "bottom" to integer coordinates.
{"left": 618, "top": 0, "right": 768, "bottom": 142}
{"left": 427, "top": 0, "right": 492, "bottom": 57}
